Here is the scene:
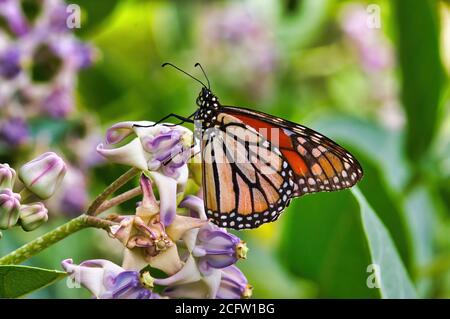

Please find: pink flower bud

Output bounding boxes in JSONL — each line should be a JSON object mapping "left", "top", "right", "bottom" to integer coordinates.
{"left": 19, "top": 202, "right": 48, "bottom": 231}
{"left": 18, "top": 152, "right": 67, "bottom": 199}
{"left": 0, "top": 163, "right": 16, "bottom": 190}
{"left": 0, "top": 189, "right": 21, "bottom": 229}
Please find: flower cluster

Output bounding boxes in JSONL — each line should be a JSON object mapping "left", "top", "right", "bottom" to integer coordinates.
{"left": 339, "top": 4, "right": 404, "bottom": 130}
{"left": 0, "top": 0, "right": 96, "bottom": 148}
{"left": 64, "top": 122, "right": 252, "bottom": 299}
{"left": 0, "top": 152, "right": 66, "bottom": 234}
{"left": 339, "top": 4, "right": 393, "bottom": 73}
{"left": 197, "top": 3, "right": 278, "bottom": 99}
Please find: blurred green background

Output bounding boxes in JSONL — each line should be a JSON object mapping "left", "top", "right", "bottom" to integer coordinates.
{"left": 2, "top": 0, "right": 450, "bottom": 298}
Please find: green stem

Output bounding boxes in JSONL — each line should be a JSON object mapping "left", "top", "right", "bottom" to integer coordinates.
{"left": 0, "top": 215, "right": 116, "bottom": 265}
{"left": 95, "top": 186, "right": 142, "bottom": 216}
{"left": 86, "top": 167, "right": 140, "bottom": 215}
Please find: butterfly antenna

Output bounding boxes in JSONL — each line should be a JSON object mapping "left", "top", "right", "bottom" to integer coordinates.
{"left": 162, "top": 62, "right": 207, "bottom": 88}
{"left": 194, "top": 63, "right": 210, "bottom": 89}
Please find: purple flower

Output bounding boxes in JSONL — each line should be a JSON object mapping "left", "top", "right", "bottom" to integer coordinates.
{"left": 0, "top": 117, "right": 29, "bottom": 147}
{"left": 0, "top": 47, "right": 21, "bottom": 79}
{"left": 72, "top": 42, "right": 96, "bottom": 69}
{"left": 180, "top": 195, "right": 248, "bottom": 274}
{"left": 154, "top": 256, "right": 252, "bottom": 299}
{"left": 98, "top": 121, "right": 192, "bottom": 181}
{"left": 75, "top": 131, "right": 106, "bottom": 169}
{"left": 61, "top": 259, "right": 160, "bottom": 299}
{"left": 43, "top": 86, "right": 73, "bottom": 118}
{"left": 0, "top": 0, "right": 97, "bottom": 146}
{"left": 194, "top": 223, "right": 247, "bottom": 274}
{"left": 51, "top": 37, "right": 97, "bottom": 70}
{"left": 198, "top": 3, "right": 278, "bottom": 98}
{"left": 46, "top": 2, "right": 71, "bottom": 32}
{"left": 0, "top": 188, "right": 21, "bottom": 229}
{"left": 110, "top": 176, "right": 204, "bottom": 275}
{"left": 179, "top": 195, "right": 207, "bottom": 219}
{"left": 340, "top": 4, "right": 393, "bottom": 72}
{"left": 217, "top": 265, "right": 253, "bottom": 299}
{"left": 59, "top": 189, "right": 87, "bottom": 217}
{"left": 101, "top": 271, "right": 159, "bottom": 299}
{"left": 0, "top": 0, "right": 29, "bottom": 36}
{"left": 148, "top": 195, "right": 249, "bottom": 299}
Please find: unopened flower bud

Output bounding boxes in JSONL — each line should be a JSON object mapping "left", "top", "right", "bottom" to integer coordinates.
{"left": 19, "top": 202, "right": 48, "bottom": 231}
{"left": 0, "top": 163, "right": 16, "bottom": 190}
{"left": 0, "top": 189, "right": 21, "bottom": 229}
{"left": 19, "top": 152, "right": 67, "bottom": 199}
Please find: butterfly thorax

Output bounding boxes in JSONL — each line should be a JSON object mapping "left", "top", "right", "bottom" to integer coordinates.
{"left": 195, "top": 87, "right": 221, "bottom": 129}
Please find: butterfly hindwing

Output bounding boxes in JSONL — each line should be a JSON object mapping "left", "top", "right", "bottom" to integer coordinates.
{"left": 201, "top": 112, "right": 295, "bottom": 229}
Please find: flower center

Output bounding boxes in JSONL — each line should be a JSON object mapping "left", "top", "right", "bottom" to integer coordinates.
{"left": 139, "top": 271, "right": 155, "bottom": 289}
{"left": 154, "top": 235, "right": 171, "bottom": 251}
{"left": 242, "top": 284, "right": 253, "bottom": 299}
{"left": 236, "top": 241, "right": 248, "bottom": 259}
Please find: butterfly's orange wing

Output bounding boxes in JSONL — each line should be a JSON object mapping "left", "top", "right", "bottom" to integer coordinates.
{"left": 201, "top": 107, "right": 363, "bottom": 229}
{"left": 223, "top": 106, "right": 363, "bottom": 195}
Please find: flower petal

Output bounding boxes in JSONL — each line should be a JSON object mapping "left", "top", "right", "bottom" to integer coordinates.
{"left": 179, "top": 195, "right": 207, "bottom": 220}
{"left": 154, "top": 255, "right": 202, "bottom": 286}
{"left": 148, "top": 171, "right": 177, "bottom": 226}
{"left": 182, "top": 228, "right": 200, "bottom": 253}
{"left": 202, "top": 254, "right": 237, "bottom": 269}
{"left": 105, "top": 121, "right": 156, "bottom": 144}
{"left": 166, "top": 215, "right": 206, "bottom": 242}
{"left": 162, "top": 281, "right": 210, "bottom": 299}
{"left": 102, "top": 271, "right": 154, "bottom": 299}
{"left": 139, "top": 174, "right": 158, "bottom": 211}
{"left": 148, "top": 244, "right": 183, "bottom": 275}
{"left": 198, "top": 223, "right": 240, "bottom": 254}
{"left": 61, "top": 259, "right": 124, "bottom": 298}
{"left": 202, "top": 268, "right": 222, "bottom": 299}
{"left": 97, "top": 138, "right": 149, "bottom": 170}
{"left": 216, "top": 265, "right": 251, "bottom": 299}
{"left": 121, "top": 249, "right": 148, "bottom": 272}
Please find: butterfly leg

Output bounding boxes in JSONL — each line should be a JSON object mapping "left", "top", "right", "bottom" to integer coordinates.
{"left": 133, "top": 112, "right": 196, "bottom": 128}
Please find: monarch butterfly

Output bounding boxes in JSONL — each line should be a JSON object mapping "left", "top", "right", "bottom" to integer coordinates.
{"left": 152, "top": 63, "right": 363, "bottom": 230}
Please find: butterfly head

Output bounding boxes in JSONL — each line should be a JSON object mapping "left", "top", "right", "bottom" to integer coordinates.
{"left": 196, "top": 87, "right": 220, "bottom": 110}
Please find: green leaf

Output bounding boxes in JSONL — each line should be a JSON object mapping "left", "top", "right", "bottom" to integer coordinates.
{"left": 393, "top": 0, "right": 445, "bottom": 161}
{"left": 356, "top": 155, "right": 413, "bottom": 271}
{"left": 403, "top": 184, "right": 439, "bottom": 296}
{"left": 0, "top": 265, "right": 67, "bottom": 298}
{"left": 353, "top": 188, "right": 417, "bottom": 298}
{"left": 312, "top": 116, "right": 414, "bottom": 270}
{"left": 278, "top": 188, "right": 416, "bottom": 298}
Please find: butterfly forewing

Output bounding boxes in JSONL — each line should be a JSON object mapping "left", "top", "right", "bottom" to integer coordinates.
{"left": 221, "top": 106, "right": 363, "bottom": 195}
